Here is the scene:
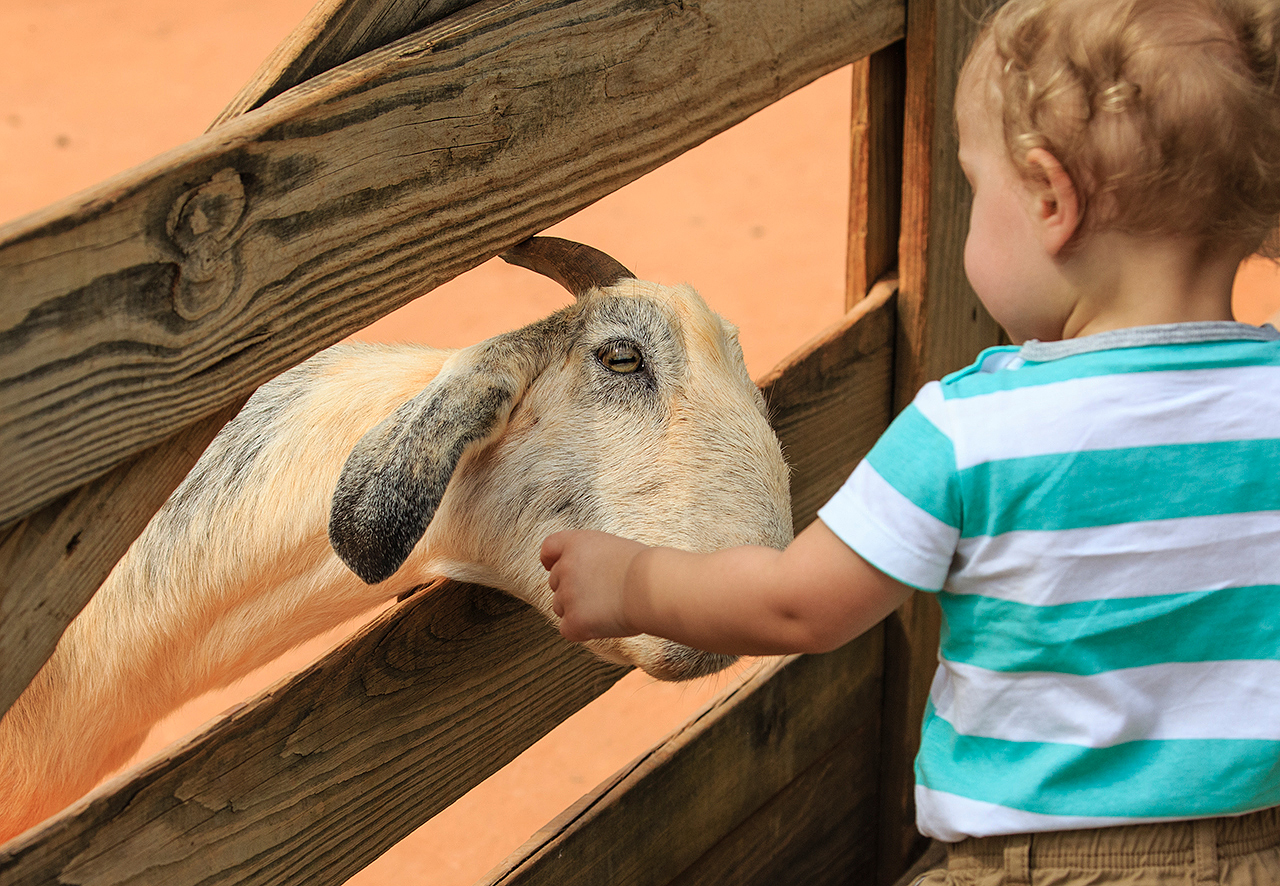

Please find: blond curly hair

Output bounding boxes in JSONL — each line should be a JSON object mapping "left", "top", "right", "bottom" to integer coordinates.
{"left": 966, "top": 0, "right": 1280, "bottom": 255}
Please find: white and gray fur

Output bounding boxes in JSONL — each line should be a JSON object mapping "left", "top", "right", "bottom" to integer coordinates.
{"left": 0, "top": 237, "right": 793, "bottom": 842}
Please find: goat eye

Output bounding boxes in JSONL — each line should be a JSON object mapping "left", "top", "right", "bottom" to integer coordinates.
{"left": 597, "top": 342, "right": 644, "bottom": 374}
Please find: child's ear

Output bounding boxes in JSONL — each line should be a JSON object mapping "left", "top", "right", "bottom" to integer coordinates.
{"left": 1025, "top": 147, "right": 1080, "bottom": 256}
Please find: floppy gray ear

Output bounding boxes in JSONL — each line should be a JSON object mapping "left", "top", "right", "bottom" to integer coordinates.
{"left": 328, "top": 331, "right": 550, "bottom": 584}
{"left": 331, "top": 236, "right": 627, "bottom": 584}
{"left": 327, "top": 379, "right": 502, "bottom": 584}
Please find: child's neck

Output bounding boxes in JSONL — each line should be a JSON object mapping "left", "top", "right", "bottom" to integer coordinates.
{"left": 1060, "top": 232, "right": 1244, "bottom": 340}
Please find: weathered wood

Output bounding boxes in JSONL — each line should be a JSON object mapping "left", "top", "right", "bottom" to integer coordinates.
{"left": 879, "top": 1, "right": 997, "bottom": 881}
{"left": 0, "top": 399, "right": 243, "bottom": 723}
{"left": 760, "top": 277, "right": 896, "bottom": 533}
{"left": 0, "top": 0, "right": 904, "bottom": 737}
{"left": 479, "top": 635, "right": 884, "bottom": 886}
{"left": 0, "top": 0, "right": 438, "bottom": 723}
{"left": 474, "top": 287, "right": 897, "bottom": 886}
{"left": 0, "top": 281, "right": 897, "bottom": 883}
{"left": 212, "top": 0, "right": 484, "bottom": 127}
{"left": 666, "top": 696, "right": 882, "bottom": 886}
{"left": 0, "top": 0, "right": 904, "bottom": 531}
{"left": 895, "top": 0, "right": 999, "bottom": 401}
{"left": 0, "top": 582, "right": 629, "bottom": 886}
{"left": 847, "top": 41, "right": 906, "bottom": 307}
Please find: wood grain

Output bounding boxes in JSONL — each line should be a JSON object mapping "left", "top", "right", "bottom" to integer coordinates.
{"left": 665, "top": 685, "right": 883, "bottom": 886}
{"left": 0, "top": 0, "right": 904, "bottom": 530}
{"left": 479, "top": 635, "right": 884, "bottom": 886}
{"left": 895, "top": 0, "right": 999, "bottom": 403}
{"left": 847, "top": 42, "right": 906, "bottom": 307}
{"left": 0, "top": 582, "right": 628, "bottom": 886}
{"left": 760, "top": 278, "right": 896, "bottom": 533}
{"left": 0, "top": 0, "right": 443, "bottom": 723}
{"left": 212, "top": 0, "right": 484, "bottom": 127}
{"left": 0, "top": 399, "right": 243, "bottom": 723}
{"left": 0, "top": 275, "right": 900, "bottom": 884}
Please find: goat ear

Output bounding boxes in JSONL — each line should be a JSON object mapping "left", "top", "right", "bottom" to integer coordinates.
{"left": 328, "top": 332, "right": 548, "bottom": 584}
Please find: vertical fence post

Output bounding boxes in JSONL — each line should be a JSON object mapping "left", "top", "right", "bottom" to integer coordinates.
{"left": 846, "top": 41, "right": 905, "bottom": 307}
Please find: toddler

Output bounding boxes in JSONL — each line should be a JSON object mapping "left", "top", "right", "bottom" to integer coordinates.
{"left": 542, "top": 0, "right": 1280, "bottom": 881}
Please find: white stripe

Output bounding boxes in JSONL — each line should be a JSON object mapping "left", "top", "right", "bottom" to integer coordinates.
{"left": 909, "top": 380, "right": 950, "bottom": 436}
{"left": 915, "top": 786, "right": 1182, "bottom": 841}
{"left": 930, "top": 658, "right": 1280, "bottom": 747}
{"left": 818, "top": 462, "right": 957, "bottom": 591}
{"left": 947, "top": 512, "right": 1280, "bottom": 605}
{"left": 941, "top": 366, "right": 1280, "bottom": 469}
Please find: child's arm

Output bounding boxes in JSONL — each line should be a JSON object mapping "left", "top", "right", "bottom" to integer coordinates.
{"left": 540, "top": 519, "right": 914, "bottom": 656}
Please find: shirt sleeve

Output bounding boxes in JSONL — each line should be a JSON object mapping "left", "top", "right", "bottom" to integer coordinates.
{"left": 817, "top": 382, "right": 962, "bottom": 592}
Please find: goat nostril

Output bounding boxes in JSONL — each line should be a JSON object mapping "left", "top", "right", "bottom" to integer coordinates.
{"left": 597, "top": 341, "right": 643, "bottom": 374}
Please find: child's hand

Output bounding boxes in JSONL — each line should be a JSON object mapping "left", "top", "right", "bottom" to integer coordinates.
{"left": 540, "top": 530, "right": 648, "bottom": 642}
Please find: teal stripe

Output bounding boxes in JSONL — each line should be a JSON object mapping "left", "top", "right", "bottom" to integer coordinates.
{"left": 959, "top": 439, "right": 1280, "bottom": 538}
{"left": 865, "top": 404, "right": 961, "bottom": 528}
{"left": 917, "top": 704, "right": 1280, "bottom": 818}
{"left": 942, "top": 339, "right": 1280, "bottom": 399}
{"left": 939, "top": 585, "right": 1280, "bottom": 674}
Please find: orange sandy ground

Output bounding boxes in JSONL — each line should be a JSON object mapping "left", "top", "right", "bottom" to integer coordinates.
{"left": 3, "top": 1, "right": 1278, "bottom": 882}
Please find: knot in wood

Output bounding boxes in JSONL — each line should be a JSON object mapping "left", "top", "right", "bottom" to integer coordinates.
{"left": 166, "top": 168, "right": 246, "bottom": 320}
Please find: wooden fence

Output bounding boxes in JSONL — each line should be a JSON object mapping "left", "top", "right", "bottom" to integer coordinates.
{"left": 0, "top": 0, "right": 1001, "bottom": 882}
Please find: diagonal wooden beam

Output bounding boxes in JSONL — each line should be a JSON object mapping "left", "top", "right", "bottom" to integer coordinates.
{"left": 0, "top": 582, "right": 630, "bottom": 885}
{"left": 0, "top": 400, "right": 244, "bottom": 724}
{"left": 1, "top": 284, "right": 897, "bottom": 886}
{"left": 0, "top": 0, "right": 903, "bottom": 530}
{"left": 0, "top": 0, "right": 486, "bottom": 726}
{"left": 0, "top": 0, "right": 495, "bottom": 726}
{"left": 212, "top": 0, "right": 487, "bottom": 127}
{"left": 481, "top": 639, "right": 884, "bottom": 886}
{"left": 0, "top": 0, "right": 903, "bottom": 724}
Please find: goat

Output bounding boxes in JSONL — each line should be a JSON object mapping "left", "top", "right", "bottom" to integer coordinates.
{"left": 0, "top": 237, "right": 793, "bottom": 843}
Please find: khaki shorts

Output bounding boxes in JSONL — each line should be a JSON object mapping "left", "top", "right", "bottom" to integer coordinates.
{"left": 913, "top": 807, "right": 1280, "bottom": 885}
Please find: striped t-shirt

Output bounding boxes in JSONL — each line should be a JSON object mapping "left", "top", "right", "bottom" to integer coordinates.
{"left": 817, "top": 322, "right": 1280, "bottom": 842}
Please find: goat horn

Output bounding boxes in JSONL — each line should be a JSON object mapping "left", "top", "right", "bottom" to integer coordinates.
{"left": 500, "top": 237, "right": 634, "bottom": 298}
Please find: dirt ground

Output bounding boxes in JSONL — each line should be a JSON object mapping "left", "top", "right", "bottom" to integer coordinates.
{"left": 3, "top": 1, "right": 1278, "bottom": 882}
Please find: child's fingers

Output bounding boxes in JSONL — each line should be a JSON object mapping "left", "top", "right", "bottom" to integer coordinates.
{"left": 540, "top": 532, "right": 567, "bottom": 572}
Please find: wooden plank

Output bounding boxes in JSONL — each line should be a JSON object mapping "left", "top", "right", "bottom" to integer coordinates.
{"left": 478, "top": 287, "right": 898, "bottom": 886}
{"left": 0, "top": 0, "right": 450, "bottom": 722}
{"left": 759, "top": 277, "right": 896, "bottom": 532}
{"left": 0, "top": 0, "right": 904, "bottom": 530}
{"left": 0, "top": 284, "right": 898, "bottom": 882}
{"left": 666, "top": 701, "right": 882, "bottom": 886}
{"left": 0, "top": 399, "right": 243, "bottom": 722}
{"left": 846, "top": 41, "right": 906, "bottom": 307}
{"left": 0, "top": 582, "right": 629, "bottom": 886}
{"left": 478, "top": 635, "right": 884, "bottom": 886}
{"left": 895, "top": 0, "right": 999, "bottom": 401}
{"left": 212, "top": 0, "right": 484, "bottom": 127}
{"left": 879, "top": 1, "right": 997, "bottom": 881}
{"left": 0, "top": 0, "right": 904, "bottom": 728}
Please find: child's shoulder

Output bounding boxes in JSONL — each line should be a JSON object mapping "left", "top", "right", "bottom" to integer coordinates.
{"left": 942, "top": 346, "right": 1025, "bottom": 385}
{"left": 935, "top": 345, "right": 1030, "bottom": 401}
